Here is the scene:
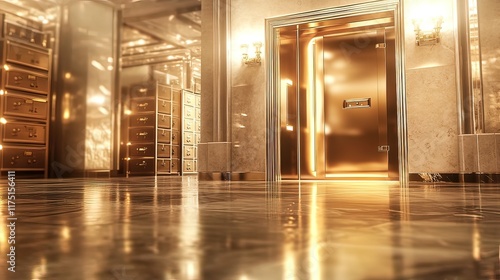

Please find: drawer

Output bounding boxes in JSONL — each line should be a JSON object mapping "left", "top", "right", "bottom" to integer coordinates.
{"left": 128, "top": 158, "right": 155, "bottom": 174}
{"left": 184, "top": 105, "right": 195, "bottom": 119}
{"left": 128, "top": 143, "right": 155, "bottom": 157}
{"left": 1, "top": 146, "right": 46, "bottom": 170}
{"left": 195, "top": 133, "right": 201, "bottom": 144}
{"left": 172, "top": 117, "right": 181, "bottom": 131}
{"left": 183, "top": 160, "right": 196, "bottom": 173}
{"left": 172, "top": 130, "right": 180, "bottom": 145}
{"left": 157, "top": 128, "right": 171, "bottom": 143}
{"left": 195, "top": 95, "right": 201, "bottom": 108}
{"left": 3, "top": 92, "right": 48, "bottom": 120}
{"left": 157, "top": 84, "right": 171, "bottom": 100}
{"left": 157, "top": 159, "right": 171, "bottom": 173}
{"left": 172, "top": 89, "right": 181, "bottom": 103}
{"left": 183, "top": 146, "right": 196, "bottom": 159}
{"left": 129, "top": 83, "right": 155, "bottom": 99}
{"left": 129, "top": 113, "right": 155, "bottom": 127}
{"left": 184, "top": 119, "right": 194, "bottom": 132}
{"left": 128, "top": 127, "right": 155, "bottom": 142}
{"left": 183, "top": 132, "right": 195, "bottom": 145}
{"left": 5, "top": 68, "right": 50, "bottom": 95}
{"left": 195, "top": 121, "right": 201, "bottom": 133}
{"left": 4, "top": 22, "right": 49, "bottom": 48}
{"left": 157, "top": 144, "right": 170, "bottom": 158}
{"left": 184, "top": 92, "right": 195, "bottom": 106}
{"left": 195, "top": 108, "right": 201, "bottom": 120}
{"left": 171, "top": 158, "right": 180, "bottom": 173}
{"left": 158, "top": 99, "right": 171, "bottom": 114}
{"left": 171, "top": 145, "right": 180, "bottom": 158}
{"left": 6, "top": 41, "right": 50, "bottom": 70}
{"left": 172, "top": 103, "right": 180, "bottom": 117}
{"left": 158, "top": 113, "right": 171, "bottom": 129}
{"left": 130, "top": 98, "right": 155, "bottom": 113}
{"left": 3, "top": 122, "right": 46, "bottom": 144}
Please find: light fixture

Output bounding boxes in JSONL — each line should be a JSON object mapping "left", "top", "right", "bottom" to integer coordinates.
{"left": 412, "top": 16, "right": 443, "bottom": 46}
{"left": 241, "top": 42, "right": 262, "bottom": 65}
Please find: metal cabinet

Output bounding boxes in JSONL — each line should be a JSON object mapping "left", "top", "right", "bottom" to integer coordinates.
{"left": 0, "top": 14, "right": 52, "bottom": 177}
{"left": 181, "top": 90, "right": 200, "bottom": 174}
{"left": 125, "top": 82, "right": 181, "bottom": 175}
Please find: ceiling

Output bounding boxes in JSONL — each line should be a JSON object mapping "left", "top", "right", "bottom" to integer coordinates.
{"left": 0, "top": 0, "right": 202, "bottom": 67}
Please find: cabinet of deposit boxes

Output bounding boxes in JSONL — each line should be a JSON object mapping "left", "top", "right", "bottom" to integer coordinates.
{"left": 124, "top": 83, "right": 201, "bottom": 176}
{"left": 0, "top": 14, "right": 52, "bottom": 177}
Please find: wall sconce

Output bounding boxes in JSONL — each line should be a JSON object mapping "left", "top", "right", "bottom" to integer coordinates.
{"left": 412, "top": 16, "right": 443, "bottom": 46}
{"left": 241, "top": 42, "right": 262, "bottom": 65}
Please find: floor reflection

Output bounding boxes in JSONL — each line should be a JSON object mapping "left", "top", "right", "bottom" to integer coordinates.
{"left": 0, "top": 178, "right": 498, "bottom": 279}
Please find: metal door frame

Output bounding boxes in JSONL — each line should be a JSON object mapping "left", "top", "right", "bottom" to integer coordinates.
{"left": 265, "top": 0, "right": 408, "bottom": 186}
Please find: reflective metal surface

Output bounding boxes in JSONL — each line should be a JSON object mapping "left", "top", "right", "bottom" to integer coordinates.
{"left": 0, "top": 177, "right": 499, "bottom": 279}
{"left": 276, "top": 9, "right": 399, "bottom": 180}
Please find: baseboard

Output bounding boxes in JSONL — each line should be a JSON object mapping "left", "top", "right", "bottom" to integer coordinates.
{"left": 410, "top": 173, "right": 500, "bottom": 184}
{"left": 198, "top": 172, "right": 266, "bottom": 181}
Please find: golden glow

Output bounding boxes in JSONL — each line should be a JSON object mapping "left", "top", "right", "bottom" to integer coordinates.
{"left": 31, "top": 257, "right": 47, "bottom": 280}
{"left": 123, "top": 192, "right": 132, "bottom": 254}
{"left": 407, "top": 1, "right": 445, "bottom": 46}
{"left": 286, "top": 125, "right": 294, "bottom": 131}
{"left": 91, "top": 60, "right": 105, "bottom": 71}
{"left": 0, "top": 117, "right": 7, "bottom": 124}
{"left": 64, "top": 72, "right": 72, "bottom": 79}
{"left": 472, "top": 219, "right": 481, "bottom": 261}
{"left": 0, "top": 89, "right": 4, "bottom": 95}
{"left": 88, "top": 95, "right": 105, "bottom": 105}
{"left": 179, "top": 178, "right": 200, "bottom": 279}
{"left": 98, "top": 107, "right": 109, "bottom": 115}
{"left": 3, "top": 64, "right": 9, "bottom": 71}
{"left": 99, "top": 85, "right": 111, "bottom": 96}
{"left": 0, "top": 144, "right": 3, "bottom": 150}
{"left": 124, "top": 109, "right": 132, "bottom": 115}
{"left": 309, "top": 184, "right": 320, "bottom": 280}
{"left": 307, "top": 39, "right": 317, "bottom": 174}
{"left": 241, "top": 42, "right": 263, "bottom": 65}
{"left": 61, "top": 226, "right": 71, "bottom": 240}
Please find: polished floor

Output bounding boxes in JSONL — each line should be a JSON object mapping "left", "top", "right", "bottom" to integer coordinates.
{"left": 0, "top": 176, "right": 499, "bottom": 280}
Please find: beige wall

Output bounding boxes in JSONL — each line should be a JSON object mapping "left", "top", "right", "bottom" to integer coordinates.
{"left": 404, "top": 0, "right": 459, "bottom": 173}
{"left": 203, "top": 0, "right": 462, "bottom": 175}
{"left": 478, "top": 0, "right": 500, "bottom": 133}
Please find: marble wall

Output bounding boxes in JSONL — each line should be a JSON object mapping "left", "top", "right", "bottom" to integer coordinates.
{"left": 404, "top": 0, "right": 460, "bottom": 173}
{"left": 478, "top": 0, "right": 500, "bottom": 133}
{"left": 459, "top": 134, "right": 500, "bottom": 173}
{"left": 202, "top": 0, "right": 464, "bottom": 175}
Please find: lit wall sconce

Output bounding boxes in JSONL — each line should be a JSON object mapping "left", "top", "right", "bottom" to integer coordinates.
{"left": 412, "top": 16, "right": 443, "bottom": 46}
{"left": 241, "top": 42, "right": 262, "bottom": 65}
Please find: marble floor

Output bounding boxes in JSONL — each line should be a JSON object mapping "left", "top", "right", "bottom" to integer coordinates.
{"left": 0, "top": 176, "right": 499, "bottom": 280}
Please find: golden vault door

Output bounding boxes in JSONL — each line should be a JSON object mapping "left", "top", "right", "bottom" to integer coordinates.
{"left": 278, "top": 11, "right": 399, "bottom": 180}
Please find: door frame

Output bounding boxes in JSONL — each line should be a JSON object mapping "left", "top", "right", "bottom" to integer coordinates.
{"left": 265, "top": 0, "right": 408, "bottom": 186}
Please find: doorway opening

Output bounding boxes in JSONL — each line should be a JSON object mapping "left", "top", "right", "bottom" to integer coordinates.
{"left": 266, "top": 2, "right": 407, "bottom": 182}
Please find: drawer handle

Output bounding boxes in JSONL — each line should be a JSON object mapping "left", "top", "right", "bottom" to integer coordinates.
{"left": 137, "top": 103, "right": 148, "bottom": 108}
{"left": 172, "top": 134, "right": 176, "bottom": 140}
{"left": 172, "top": 149, "right": 175, "bottom": 155}
{"left": 137, "top": 132, "right": 148, "bottom": 136}
{"left": 186, "top": 151, "right": 191, "bottom": 156}
{"left": 138, "top": 161, "right": 148, "bottom": 167}
{"left": 137, "top": 147, "right": 148, "bottom": 152}
{"left": 138, "top": 117, "right": 149, "bottom": 122}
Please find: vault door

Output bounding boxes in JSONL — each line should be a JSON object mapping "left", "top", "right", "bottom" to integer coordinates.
{"left": 321, "top": 30, "right": 389, "bottom": 178}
